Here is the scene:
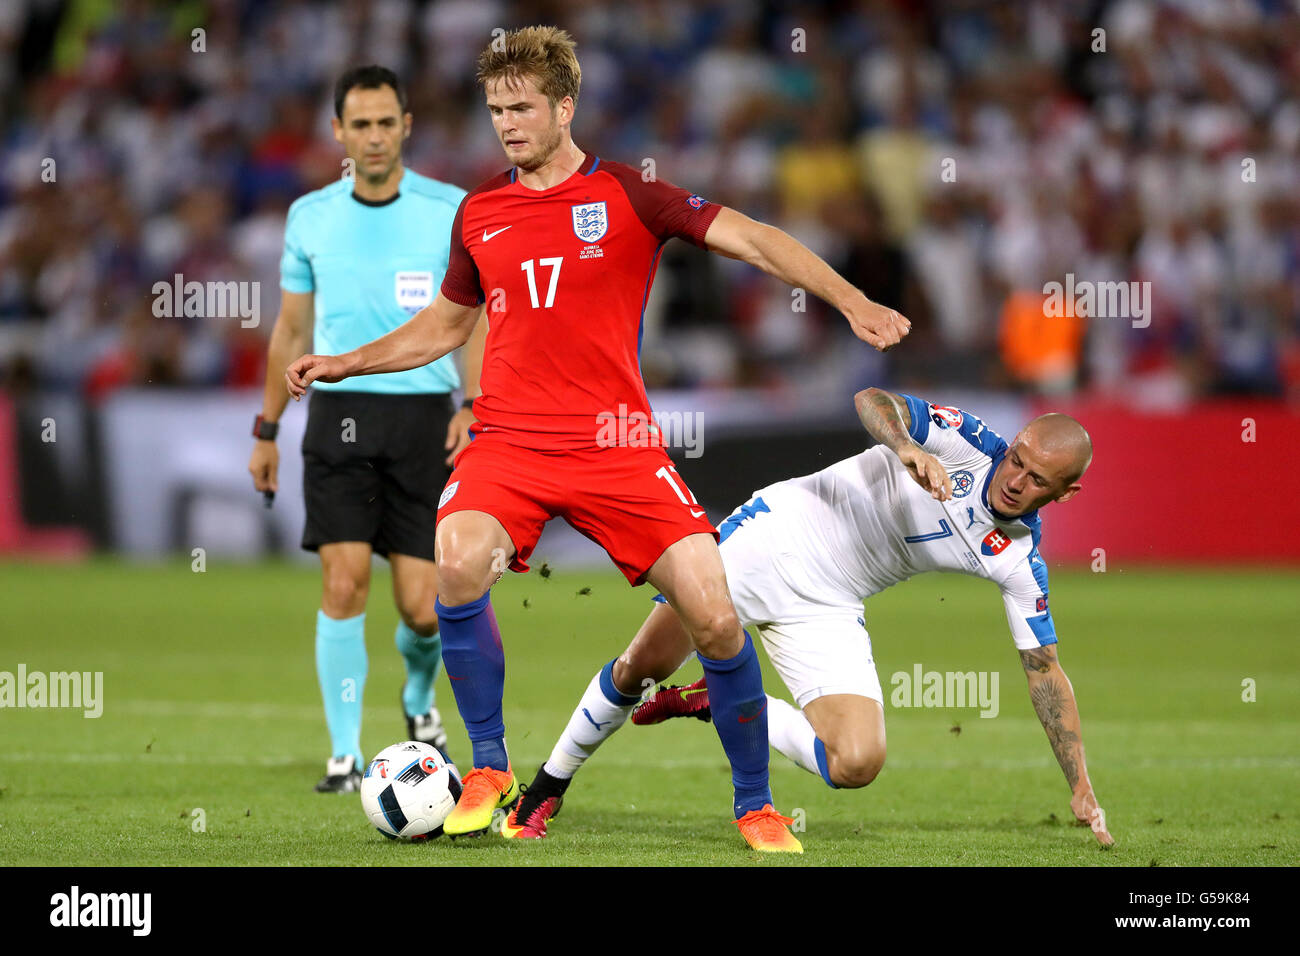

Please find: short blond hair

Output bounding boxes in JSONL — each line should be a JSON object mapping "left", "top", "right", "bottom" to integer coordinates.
{"left": 477, "top": 26, "right": 581, "bottom": 109}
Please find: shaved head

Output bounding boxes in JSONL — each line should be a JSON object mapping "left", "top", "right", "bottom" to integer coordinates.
{"left": 1022, "top": 413, "right": 1093, "bottom": 483}
{"left": 988, "top": 412, "right": 1093, "bottom": 516}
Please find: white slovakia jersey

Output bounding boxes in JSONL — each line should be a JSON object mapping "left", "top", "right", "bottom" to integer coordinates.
{"left": 719, "top": 394, "right": 1056, "bottom": 651}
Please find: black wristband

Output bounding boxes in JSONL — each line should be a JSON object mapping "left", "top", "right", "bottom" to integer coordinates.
{"left": 461, "top": 397, "right": 476, "bottom": 411}
{"left": 252, "top": 414, "right": 279, "bottom": 441}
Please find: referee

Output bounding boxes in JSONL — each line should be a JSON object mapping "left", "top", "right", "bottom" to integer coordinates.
{"left": 248, "top": 66, "right": 484, "bottom": 792}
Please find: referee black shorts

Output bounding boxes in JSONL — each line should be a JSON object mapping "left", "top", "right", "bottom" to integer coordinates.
{"left": 301, "top": 390, "right": 455, "bottom": 562}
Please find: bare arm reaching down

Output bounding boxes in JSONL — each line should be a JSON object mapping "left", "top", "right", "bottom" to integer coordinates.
{"left": 248, "top": 289, "right": 314, "bottom": 494}
{"left": 1018, "top": 644, "right": 1115, "bottom": 847}
{"left": 285, "top": 292, "right": 480, "bottom": 400}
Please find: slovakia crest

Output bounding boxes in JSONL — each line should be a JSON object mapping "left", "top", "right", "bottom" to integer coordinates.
{"left": 981, "top": 528, "right": 1011, "bottom": 556}
{"left": 572, "top": 201, "right": 608, "bottom": 242}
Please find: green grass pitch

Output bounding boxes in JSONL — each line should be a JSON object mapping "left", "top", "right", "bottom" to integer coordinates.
{"left": 1, "top": 559, "right": 1296, "bottom": 866}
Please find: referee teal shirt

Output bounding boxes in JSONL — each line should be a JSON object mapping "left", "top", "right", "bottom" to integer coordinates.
{"left": 279, "top": 168, "right": 466, "bottom": 394}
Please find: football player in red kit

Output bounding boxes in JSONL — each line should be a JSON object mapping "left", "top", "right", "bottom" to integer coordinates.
{"left": 287, "top": 26, "right": 910, "bottom": 852}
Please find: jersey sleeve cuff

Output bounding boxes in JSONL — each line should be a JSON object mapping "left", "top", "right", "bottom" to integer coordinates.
{"left": 900, "top": 393, "right": 930, "bottom": 444}
{"left": 684, "top": 201, "right": 724, "bottom": 248}
{"left": 1025, "top": 612, "right": 1057, "bottom": 644}
{"left": 279, "top": 277, "right": 313, "bottom": 295}
{"left": 439, "top": 282, "right": 485, "bottom": 308}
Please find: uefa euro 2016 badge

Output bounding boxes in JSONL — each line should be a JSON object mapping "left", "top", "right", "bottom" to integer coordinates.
{"left": 929, "top": 405, "right": 964, "bottom": 429}
{"left": 572, "top": 201, "right": 608, "bottom": 242}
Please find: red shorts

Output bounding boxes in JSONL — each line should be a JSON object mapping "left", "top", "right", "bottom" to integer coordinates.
{"left": 436, "top": 434, "right": 718, "bottom": 585}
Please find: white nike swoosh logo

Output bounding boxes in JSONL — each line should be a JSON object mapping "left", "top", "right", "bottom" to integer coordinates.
{"left": 482, "top": 226, "right": 512, "bottom": 242}
{"left": 690, "top": 509, "right": 706, "bottom": 518}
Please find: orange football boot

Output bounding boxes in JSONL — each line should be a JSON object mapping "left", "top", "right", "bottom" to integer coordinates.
{"left": 735, "top": 804, "right": 803, "bottom": 853}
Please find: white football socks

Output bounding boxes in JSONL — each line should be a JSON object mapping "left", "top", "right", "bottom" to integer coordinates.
{"left": 543, "top": 666, "right": 637, "bottom": 779}
{"left": 765, "top": 695, "right": 821, "bottom": 777}
{"left": 543, "top": 672, "right": 829, "bottom": 784}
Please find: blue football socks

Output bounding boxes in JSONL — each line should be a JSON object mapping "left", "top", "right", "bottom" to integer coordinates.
{"left": 698, "top": 629, "right": 773, "bottom": 818}
{"left": 435, "top": 593, "right": 508, "bottom": 771}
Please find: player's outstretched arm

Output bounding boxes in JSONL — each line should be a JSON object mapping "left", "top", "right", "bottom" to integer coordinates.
{"left": 853, "top": 388, "right": 952, "bottom": 500}
{"left": 702, "top": 207, "right": 910, "bottom": 351}
{"left": 285, "top": 293, "right": 479, "bottom": 400}
{"left": 1018, "top": 645, "right": 1115, "bottom": 847}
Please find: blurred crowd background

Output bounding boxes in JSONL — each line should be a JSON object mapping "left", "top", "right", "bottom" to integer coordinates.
{"left": 1, "top": 0, "right": 1298, "bottom": 406}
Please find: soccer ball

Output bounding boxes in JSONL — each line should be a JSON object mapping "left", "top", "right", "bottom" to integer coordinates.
{"left": 360, "top": 741, "right": 461, "bottom": 840}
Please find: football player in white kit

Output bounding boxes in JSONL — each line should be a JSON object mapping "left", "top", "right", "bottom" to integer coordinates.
{"left": 503, "top": 387, "right": 1114, "bottom": 847}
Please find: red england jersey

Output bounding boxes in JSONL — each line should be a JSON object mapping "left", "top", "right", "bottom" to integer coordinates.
{"left": 440, "top": 153, "right": 722, "bottom": 448}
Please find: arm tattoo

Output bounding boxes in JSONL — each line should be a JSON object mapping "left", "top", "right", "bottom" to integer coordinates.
{"left": 1019, "top": 646, "right": 1056, "bottom": 674}
{"left": 856, "top": 389, "right": 912, "bottom": 453}
{"left": 1029, "top": 677, "right": 1082, "bottom": 791}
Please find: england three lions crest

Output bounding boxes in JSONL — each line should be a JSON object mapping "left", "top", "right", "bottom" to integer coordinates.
{"left": 572, "top": 201, "right": 608, "bottom": 242}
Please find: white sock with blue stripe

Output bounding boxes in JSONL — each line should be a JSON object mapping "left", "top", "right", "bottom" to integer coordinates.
{"left": 543, "top": 659, "right": 639, "bottom": 779}
{"left": 767, "top": 696, "right": 836, "bottom": 785}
